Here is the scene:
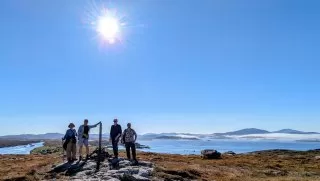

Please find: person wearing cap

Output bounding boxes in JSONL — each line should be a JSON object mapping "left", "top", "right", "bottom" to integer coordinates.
{"left": 63, "top": 123, "right": 77, "bottom": 162}
{"left": 122, "top": 123, "right": 138, "bottom": 161}
{"left": 109, "top": 119, "right": 122, "bottom": 158}
{"left": 78, "top": 119, "right": 100, "bottom": 161}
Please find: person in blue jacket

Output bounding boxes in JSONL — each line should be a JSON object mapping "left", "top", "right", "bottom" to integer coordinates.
{"left": 63, "top": 123, "right": 77, "bottom": 162}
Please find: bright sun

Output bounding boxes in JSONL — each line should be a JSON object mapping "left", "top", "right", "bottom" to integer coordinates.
{"left": 97, "top": 16, "right": 120, "bottom": 44}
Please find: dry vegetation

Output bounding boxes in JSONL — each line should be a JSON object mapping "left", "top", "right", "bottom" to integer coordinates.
{"left": 137, "top": 150, "right": 320, "bottom": 181}
{"left": 0, "top": 140, "right": 319, "bottom": 181}
{"left": 0, "top": 154, "right": 61, "bottom": 181}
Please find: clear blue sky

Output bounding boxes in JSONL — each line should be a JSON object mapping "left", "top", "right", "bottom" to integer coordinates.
{"left": 0, "top": 0, "right": 319, "bottom": 135}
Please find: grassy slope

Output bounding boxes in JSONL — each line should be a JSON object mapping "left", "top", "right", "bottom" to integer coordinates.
{"left": 138, "top": 150, "right": 320, "bottom": 181}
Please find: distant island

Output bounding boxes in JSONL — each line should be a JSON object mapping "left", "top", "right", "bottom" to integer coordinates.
{"left": 296, "top": 139, "right": 320, "bottom": 142}
{"left": 214, "top": 128, "right": 320, "bottom": 136}
{"left": 154, "top": 136, "right": 199, "bottom": 140}
{"left": 215, "top": 128, "right": 270, "bottom": 136}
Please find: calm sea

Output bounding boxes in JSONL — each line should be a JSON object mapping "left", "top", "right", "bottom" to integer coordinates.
{"left": 0, "top": 142, "right": 43, "bottom": 155}
{"left": 0, "top": 139, "right": 319, "bottom": 155}
{"left": 138, "top": 139, "right": 320, "bottom": 155}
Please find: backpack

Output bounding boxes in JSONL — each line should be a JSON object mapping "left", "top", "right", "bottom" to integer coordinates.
{"left": 63, "top": 129, "right": 76, "bottom": 150}
{"left": 63, "top": 140, "right": 68, "bottom": 150}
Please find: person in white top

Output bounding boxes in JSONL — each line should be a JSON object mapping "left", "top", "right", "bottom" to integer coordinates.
{"left": 78, "top": 119, "right": 100, "bottom": 161}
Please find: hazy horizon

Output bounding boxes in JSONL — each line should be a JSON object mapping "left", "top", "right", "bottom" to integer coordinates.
{"left": 0, "top": 120, "right": 319, "bottom": 136}
{"left": 1, "top": 0, "right": 320, "bottom": 136}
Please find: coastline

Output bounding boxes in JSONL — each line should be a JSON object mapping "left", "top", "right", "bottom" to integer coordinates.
{"left": 0, "top": 139, "right": 42, "bottom": 148}
{"left": 0, "top": 140, "right": 319, "bottom": 180}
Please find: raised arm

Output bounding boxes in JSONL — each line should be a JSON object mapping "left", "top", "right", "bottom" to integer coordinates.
{"left": 89, "top": 122, "right": 100, "bottom": 129}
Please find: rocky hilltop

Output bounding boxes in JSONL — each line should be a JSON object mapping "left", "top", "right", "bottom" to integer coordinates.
{"left": 67, "top": 159, "right": 154, "bottom": 181}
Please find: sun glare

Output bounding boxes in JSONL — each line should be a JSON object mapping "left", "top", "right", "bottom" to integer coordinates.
{"left": 84, "top": 2, "right": 133, "bottom": 46}
{"left": 97, "top": 16, "right": 120, "bottom": 44}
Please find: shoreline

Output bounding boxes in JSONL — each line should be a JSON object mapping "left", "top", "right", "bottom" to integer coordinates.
{"left": 0, "top": 139, "right": 42, "bottom": 148}
{"left": 0, "top": 138, "right": 319, "bottom": 155}
{"left": 0, "top": 148, "right": 319, "bottom": 157}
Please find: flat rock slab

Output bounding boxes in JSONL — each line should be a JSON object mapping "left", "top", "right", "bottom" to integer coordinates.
{"left": 70, "top": 158, "right": 154, "bottom": 181}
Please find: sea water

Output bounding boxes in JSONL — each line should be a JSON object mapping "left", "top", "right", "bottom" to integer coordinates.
{"left": 0, "top": 139, "right": 319, "bottom": 155}
{"left": 138, "top": 139, "right": 320, "bottom": 155}
{"left": 0, "top": 142, "right": 44, "bottom": 155}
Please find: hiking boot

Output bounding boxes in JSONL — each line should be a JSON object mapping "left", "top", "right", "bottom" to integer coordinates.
{"left": 85, "top": 155, "right": 89, "bottom": 160}
{"left": 79, "top": 156, "right": 82, "bottom": 161}
{"left": 130, "top": 159, "right": 138, "bottom": 166}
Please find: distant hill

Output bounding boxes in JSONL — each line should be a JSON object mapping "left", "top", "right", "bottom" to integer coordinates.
{"left": 155, "top": 136, "right": 199, "bottom": 140}
{"left": 139, "top": 133, "right": 180, "bottom": 140}
{"left": 0, "top": 133, "right": 64, "bottom": 140}
{"left": 0, "top": 133, "right": 110, "bottom": 140}
{"left": 273, "top": 129, "right": 319, "bottom": 134}
{"left": 215, "top": 128, "right": 270, "bottom": 136}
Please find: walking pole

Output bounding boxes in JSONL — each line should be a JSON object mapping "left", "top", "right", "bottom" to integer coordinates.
{"left": 96, "top": 122, "right": 102, "bottom": 170}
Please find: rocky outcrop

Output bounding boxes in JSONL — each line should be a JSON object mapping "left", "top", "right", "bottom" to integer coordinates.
{"left": 224, "top": 151, "right": 236, "bottom": 156}
{"left": 201, "top": 149, "right": 221, "bottom": 159}
{"left": 135, "top": 143, "right": 150, "bottom": 149}
{"left": 70, "top": 158, "right": 154, "bottom": 181}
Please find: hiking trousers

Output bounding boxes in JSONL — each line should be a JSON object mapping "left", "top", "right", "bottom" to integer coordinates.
{"left": 112, "top": 139, "right": 119, "bottom": 158}
{"left": 125, "top": 142, "right": 136, "bottom": 160}
{"left": 67, "top": 142, "right": 77, "bottom": 161}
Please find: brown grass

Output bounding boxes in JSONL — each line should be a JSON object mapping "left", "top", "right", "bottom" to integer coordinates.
{"left": 0, "top": 154, "right": 61, "bottom": 181}
{"left": 132, "top": 150, "right": 320, "bottom": 181}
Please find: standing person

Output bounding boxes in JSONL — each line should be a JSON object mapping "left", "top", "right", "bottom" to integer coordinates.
{"left": 109, "top": 119, "right": 122, "bottom": 158}
{"left": 63, "top": 123, "right": 77, "bottom": 162}
{"left": 78, "top": 119, "right": 100, "bottom": 161}
{"left": 122, "top": 123, "right": 137, "bottom": 161}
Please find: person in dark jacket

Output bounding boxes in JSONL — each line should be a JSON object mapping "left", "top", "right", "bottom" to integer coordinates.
{"left": 122, "top": 123, "right": 137, "bottom": 161}
{"left": 63, "top": 123, "right": 77, "bottom": 162}
{"left": 109, "top": 119, "right": 122, "bottom": 158}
